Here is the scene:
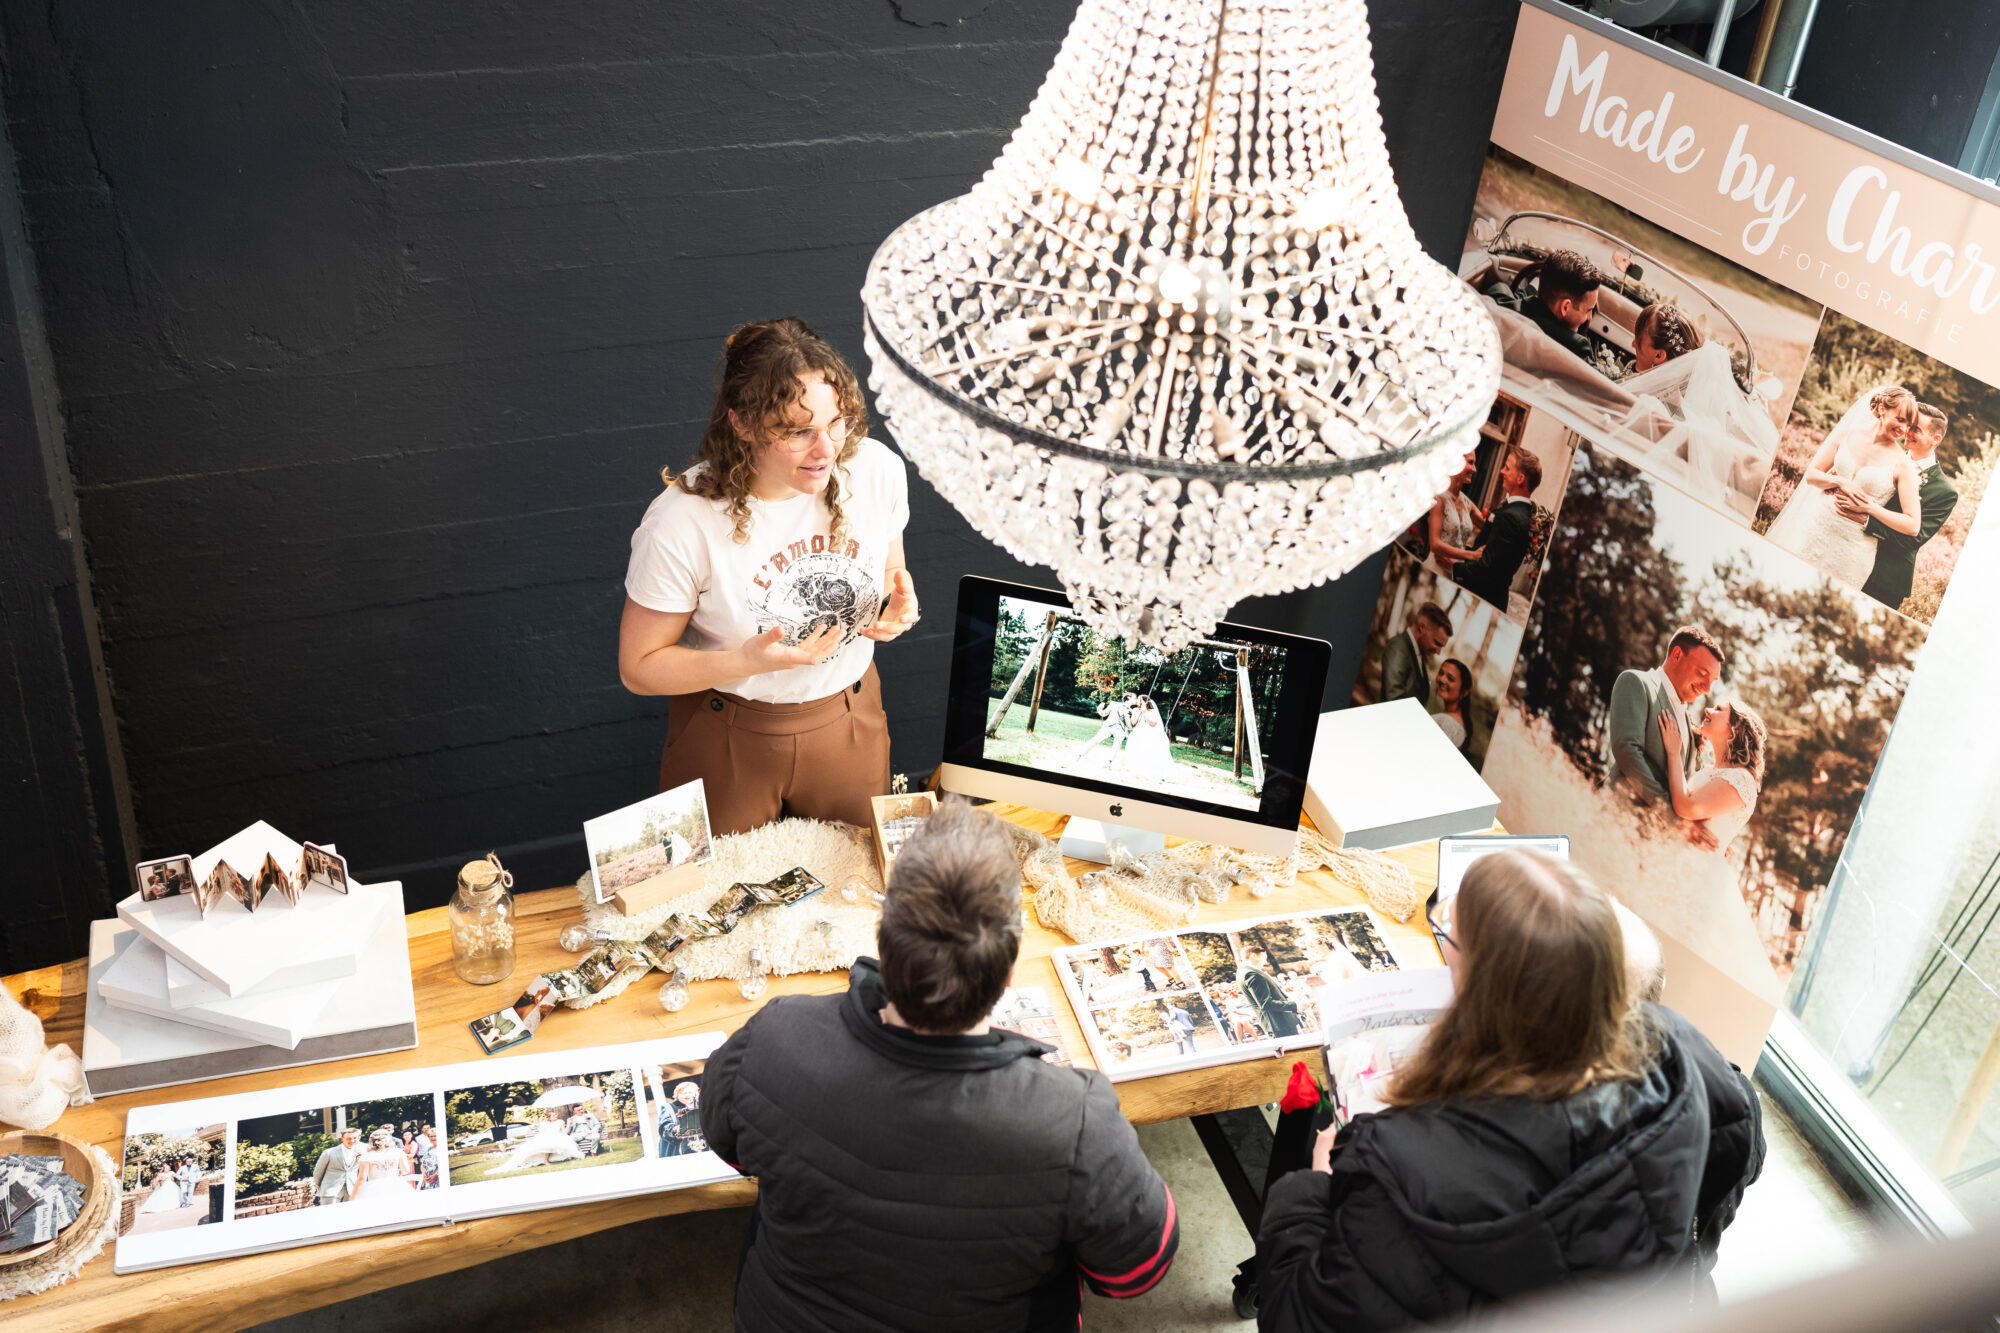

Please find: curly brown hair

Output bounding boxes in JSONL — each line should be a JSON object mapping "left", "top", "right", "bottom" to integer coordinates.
{"left": 667, "top": 318, "right": 869, "bottom": 544}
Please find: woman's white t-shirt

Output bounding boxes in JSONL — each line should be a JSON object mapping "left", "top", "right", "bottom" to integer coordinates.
{"left": 624, "top": 438, "right": 910, "bottom": 704}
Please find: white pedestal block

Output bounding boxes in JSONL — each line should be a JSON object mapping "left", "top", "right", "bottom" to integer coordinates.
{"left": 82, "top": 882, "right": 417, "bottom": 1097}
{"left": 1302, "top": 700, "right": 1501, "bottom": 849}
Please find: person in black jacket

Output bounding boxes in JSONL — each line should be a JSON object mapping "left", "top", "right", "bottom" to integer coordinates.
{"left": 1453, "top": 447, "right": 1542, "bottom": 610}
{"left": 1257, "top": 849, "right": 1762, "bottom": 1331}
{"left": 703, "top": 799, "right": 1178, "bottom": 1331}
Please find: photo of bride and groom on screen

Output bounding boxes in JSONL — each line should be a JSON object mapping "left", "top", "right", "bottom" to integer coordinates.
{"left": 981, "top": 595, "right": 1285, "bottom": 812}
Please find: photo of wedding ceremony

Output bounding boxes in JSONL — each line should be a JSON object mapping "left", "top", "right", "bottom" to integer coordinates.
{"left": 1457, "top": 145, "right": 1823, "bottom": 524}
{"left": 1176, "top": 910, "right": 1401, "bottom": 1044}
{"left": 232, "top": 1094, "right": 440, "bottom": 1218}
{"left": 1355, "top": 547, "right": 1526, "bottom": 772}
{"left": 444, "top": 1070, "right": 643, "bottom": 1184}
{"left": 118, "top": 1124, "right": 225, "bottom": 1236}
{"left": 1064, "top": 937, "right": 1197, "bottom": 1006}
{"left": 643, "top": 1062, "right": 708, "bottom": 1158}
{"left": 1395, "top": 395, "right": 1577, "bottom": 623}
{"left": 981, "top": 595, "right": 1289, "bottom": 812}
{"left": 1483, "top": 442, "right": 1927, "bottom": 974}
{"left": 1086, "top": 994, "right": 1227, "bottom": 1073}
{"left": 1751, "top": 310, "right": 1998, "bottom": 625}
{"left": 230, "top": 1088, "right": 442, "bottom": 1216}
{"left": 584, "top": 778, "right": 714, "bottom": 905}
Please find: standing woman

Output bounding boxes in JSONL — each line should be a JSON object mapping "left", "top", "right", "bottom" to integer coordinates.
{"left": 619, "top": 319, "right": 919, "bottom": 834}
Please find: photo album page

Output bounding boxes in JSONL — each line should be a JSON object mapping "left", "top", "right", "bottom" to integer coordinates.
{"left": 114, "top": 1033, "right": 735, "bottom": 1273}
{"left": 1051, "top": 906, "right": 1404, "bottom": 1082}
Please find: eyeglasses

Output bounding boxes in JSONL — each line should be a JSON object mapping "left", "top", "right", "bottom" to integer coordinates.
{"left": 1425, "top": 894, "right": 1457, "bottom": 952}
{"left": 773, "top": 416, "right": 852, "bottom": 454}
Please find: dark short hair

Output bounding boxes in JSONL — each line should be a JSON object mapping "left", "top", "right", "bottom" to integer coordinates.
{"left": 1413, "top": 601, "right": 1452, "bottom": 633}
{"left": 878, "top": 799, "right": 1022, "bottom": 1033}
{"left": 1538, "top": 249, "right": 1602, "bottom": 307}
{"left": 1508, "top": 446, "right": 1543, "bottom": 492}
{"left": 1666, "top": 624, "right": 1723, "bottom": 668}
{"left": 1917, "top": 402, "right": 1948, "bottom": 438}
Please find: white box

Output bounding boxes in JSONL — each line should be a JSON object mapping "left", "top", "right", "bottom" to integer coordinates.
{"left": 99, "top": 935, "right": 345, "bottom": 1050}
{"left": 117, "top": 823, "right": 389, "bottom": 997}
{"left": 1301, "top": 700, "right": 1500, "bottom": 849}
{"left": 82, "top": 882, "right": 418, "bottom": 1098}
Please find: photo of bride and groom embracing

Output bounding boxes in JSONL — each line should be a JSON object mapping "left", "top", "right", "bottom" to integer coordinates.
{"left": 1607, "top": 625, "right": 1765, "bottom": 857}
{"left": 1754, "top": 311, "right": 1995, "bottom": 625}
{"left": 1481, "top": 440, "right": 1925, "bottom": 976}
{"left": 1070, "top": 693, "right": 1177, "bottom": 782}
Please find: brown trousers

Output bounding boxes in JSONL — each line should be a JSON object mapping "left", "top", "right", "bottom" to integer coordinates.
{"left": 658, "top": 663, "right": 891, "bottom": 835}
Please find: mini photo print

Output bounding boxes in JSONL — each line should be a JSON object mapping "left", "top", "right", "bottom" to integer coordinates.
{"left": 748, "top": 867, "right": 825, "bottom": 906}
{"left": 1065, "top": 937, "right": 1197, "bottom": 1006}
{"left": 1088, "top": 994, "right": 1226, "bottom": 1072}
{"left": 255, "top": 851, "right": 298, "bottom": 909}
{"left": 233, "top": 1093, "right": 439, "bottom": 1216}
{"left": 118, "top": 1124, "right": 226, "bottom": 1237}
{"left": 583, "top": 778, "right": 715, "bottom": 905}
{"left": 204, "top": 861, "right": 251, "bottom": 916}
{"left": 135, "top": 855, "right": 195, "bottom": 903}
{"left": 445, "top": 1070, "right": 642, "bottom": 1184}
{"left": 570, "top": 948, "right": 628, "bottom": 995}
{"left": 469, "top": 1009, "right": 535, "bottom": 1056}
{"left": 300, "top": 842, "right": 350, "bottom": 894}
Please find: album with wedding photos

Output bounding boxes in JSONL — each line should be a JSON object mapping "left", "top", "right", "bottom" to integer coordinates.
{"left": 1050, "top": 906, "right": 1405, "bottom": 1082}
{"left": 113, "top": 1033, "right": 736, "bottom": 1273}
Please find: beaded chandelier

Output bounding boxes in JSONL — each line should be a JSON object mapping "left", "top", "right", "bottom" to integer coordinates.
{"left": 862, "top": 0, "right": 1501, "bottom": 650}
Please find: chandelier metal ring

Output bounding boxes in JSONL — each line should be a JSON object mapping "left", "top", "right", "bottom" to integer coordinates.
{"left": 860, "top": 304, "right": 1485, "bottom": 486}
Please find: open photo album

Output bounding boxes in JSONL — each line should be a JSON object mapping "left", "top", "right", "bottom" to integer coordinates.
{"left": 1050, "top": 906, "right": 1407, "bottom": 1082}
{"left": 113, "top": 1033, "right": 737, "bottom": 1273}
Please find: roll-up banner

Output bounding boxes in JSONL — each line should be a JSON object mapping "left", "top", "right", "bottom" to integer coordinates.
{"left": 1358, "top": 0, "right": 2000, "bottom": 1064}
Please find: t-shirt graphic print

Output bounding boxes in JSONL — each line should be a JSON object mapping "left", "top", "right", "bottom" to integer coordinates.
{"left": 749, "top": 537, "right": 883, "bottom": 652}
{"left": 624, "top": 438, "right": 911, "bottom": 705}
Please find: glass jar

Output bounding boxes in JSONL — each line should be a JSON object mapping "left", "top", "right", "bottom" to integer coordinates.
{"left": 449, "top": 853, "right": 516, "bottom": 985}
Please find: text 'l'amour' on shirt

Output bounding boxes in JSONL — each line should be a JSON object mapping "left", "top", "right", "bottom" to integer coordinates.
{"left": 624, "top": 437, "right": 911, "bottom": 704}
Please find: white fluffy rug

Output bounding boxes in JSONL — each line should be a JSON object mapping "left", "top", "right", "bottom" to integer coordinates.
{"left": 567, "top": 818, "right": 884, "bottom": 1005}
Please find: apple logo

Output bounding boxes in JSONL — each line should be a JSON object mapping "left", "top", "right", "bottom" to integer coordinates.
{"left": 1108, "top": 803, "right": 1124, "bottom": 817}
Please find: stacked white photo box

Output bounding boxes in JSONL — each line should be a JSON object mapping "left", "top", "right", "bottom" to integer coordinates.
{"left": 84, "top": 821, "right": 419, "bottom": 1097}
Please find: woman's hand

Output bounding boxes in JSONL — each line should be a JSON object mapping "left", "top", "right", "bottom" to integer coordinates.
{"left": 738, "top": 624, "right": 841, "bottom": 674}
{"left": 1656, "top": 709, "right": 1678, "bottom": 759}
{"left": 861, "top": 567, "right": 920, "bottom": 642}
{"left": 1311, "top": 1124, "right": 1339, "bottom": 1174}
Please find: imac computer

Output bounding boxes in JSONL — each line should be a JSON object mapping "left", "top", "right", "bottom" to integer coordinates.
{"left": 938, "top": 577, "right": 1331, "bottom": 858}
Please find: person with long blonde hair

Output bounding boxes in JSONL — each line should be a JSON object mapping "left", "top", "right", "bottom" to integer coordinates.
{"left": 1257, "top": 850, "right": 1763, "bottom": 1329}
{"left": 617, "top": 319, "right": 919, "bottom": 833}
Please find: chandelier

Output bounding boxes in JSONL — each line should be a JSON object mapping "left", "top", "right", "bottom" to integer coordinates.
{"left": 862, "top": 0, "right": 1501, "bottom": 650}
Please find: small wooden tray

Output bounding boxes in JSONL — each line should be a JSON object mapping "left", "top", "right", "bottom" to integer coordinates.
{"left": 869, "top": 791, "right": 939, "bottom": 879}
{"left": 0, "top": 1129, "right": 100, "bottom": 1268}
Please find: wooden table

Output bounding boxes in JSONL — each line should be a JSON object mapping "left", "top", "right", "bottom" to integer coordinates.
{"left": 5, "top": 806, "right": 1446, "bottom": 1333}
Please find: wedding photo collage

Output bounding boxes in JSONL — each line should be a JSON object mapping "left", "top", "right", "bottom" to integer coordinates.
{"left": 113, "top": 1037, "right": 731, "bottom": 1270}
{"left": 1355, "top": 142, "right": 1986, "bottom": 977}
{"left": 983, "top": 595, "right": 1291, "bottom": 814}
{"left": 1052, "top": 907, "right": 1403, "bottom": 1080}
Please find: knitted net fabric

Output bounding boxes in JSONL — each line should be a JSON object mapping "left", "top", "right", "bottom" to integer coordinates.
{"left": 0, "top": 986, "right": 89, "bottom": 1131}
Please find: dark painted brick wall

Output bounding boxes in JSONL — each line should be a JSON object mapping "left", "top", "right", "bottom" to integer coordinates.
{"left": 0, "top": 0, "right": 1521, "bottom": 969}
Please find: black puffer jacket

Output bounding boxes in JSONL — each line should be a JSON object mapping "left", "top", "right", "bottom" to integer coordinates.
{"left": 704, "top": 959, "right": 1178, "bottom": 1332}
{"left": 1257, "top": 1006, "right": 1762, "bottom": 1331}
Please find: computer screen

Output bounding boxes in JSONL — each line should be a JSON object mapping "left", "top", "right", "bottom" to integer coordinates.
{"left": 939, "top": 578, "right": 1331, "bottom": 853}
